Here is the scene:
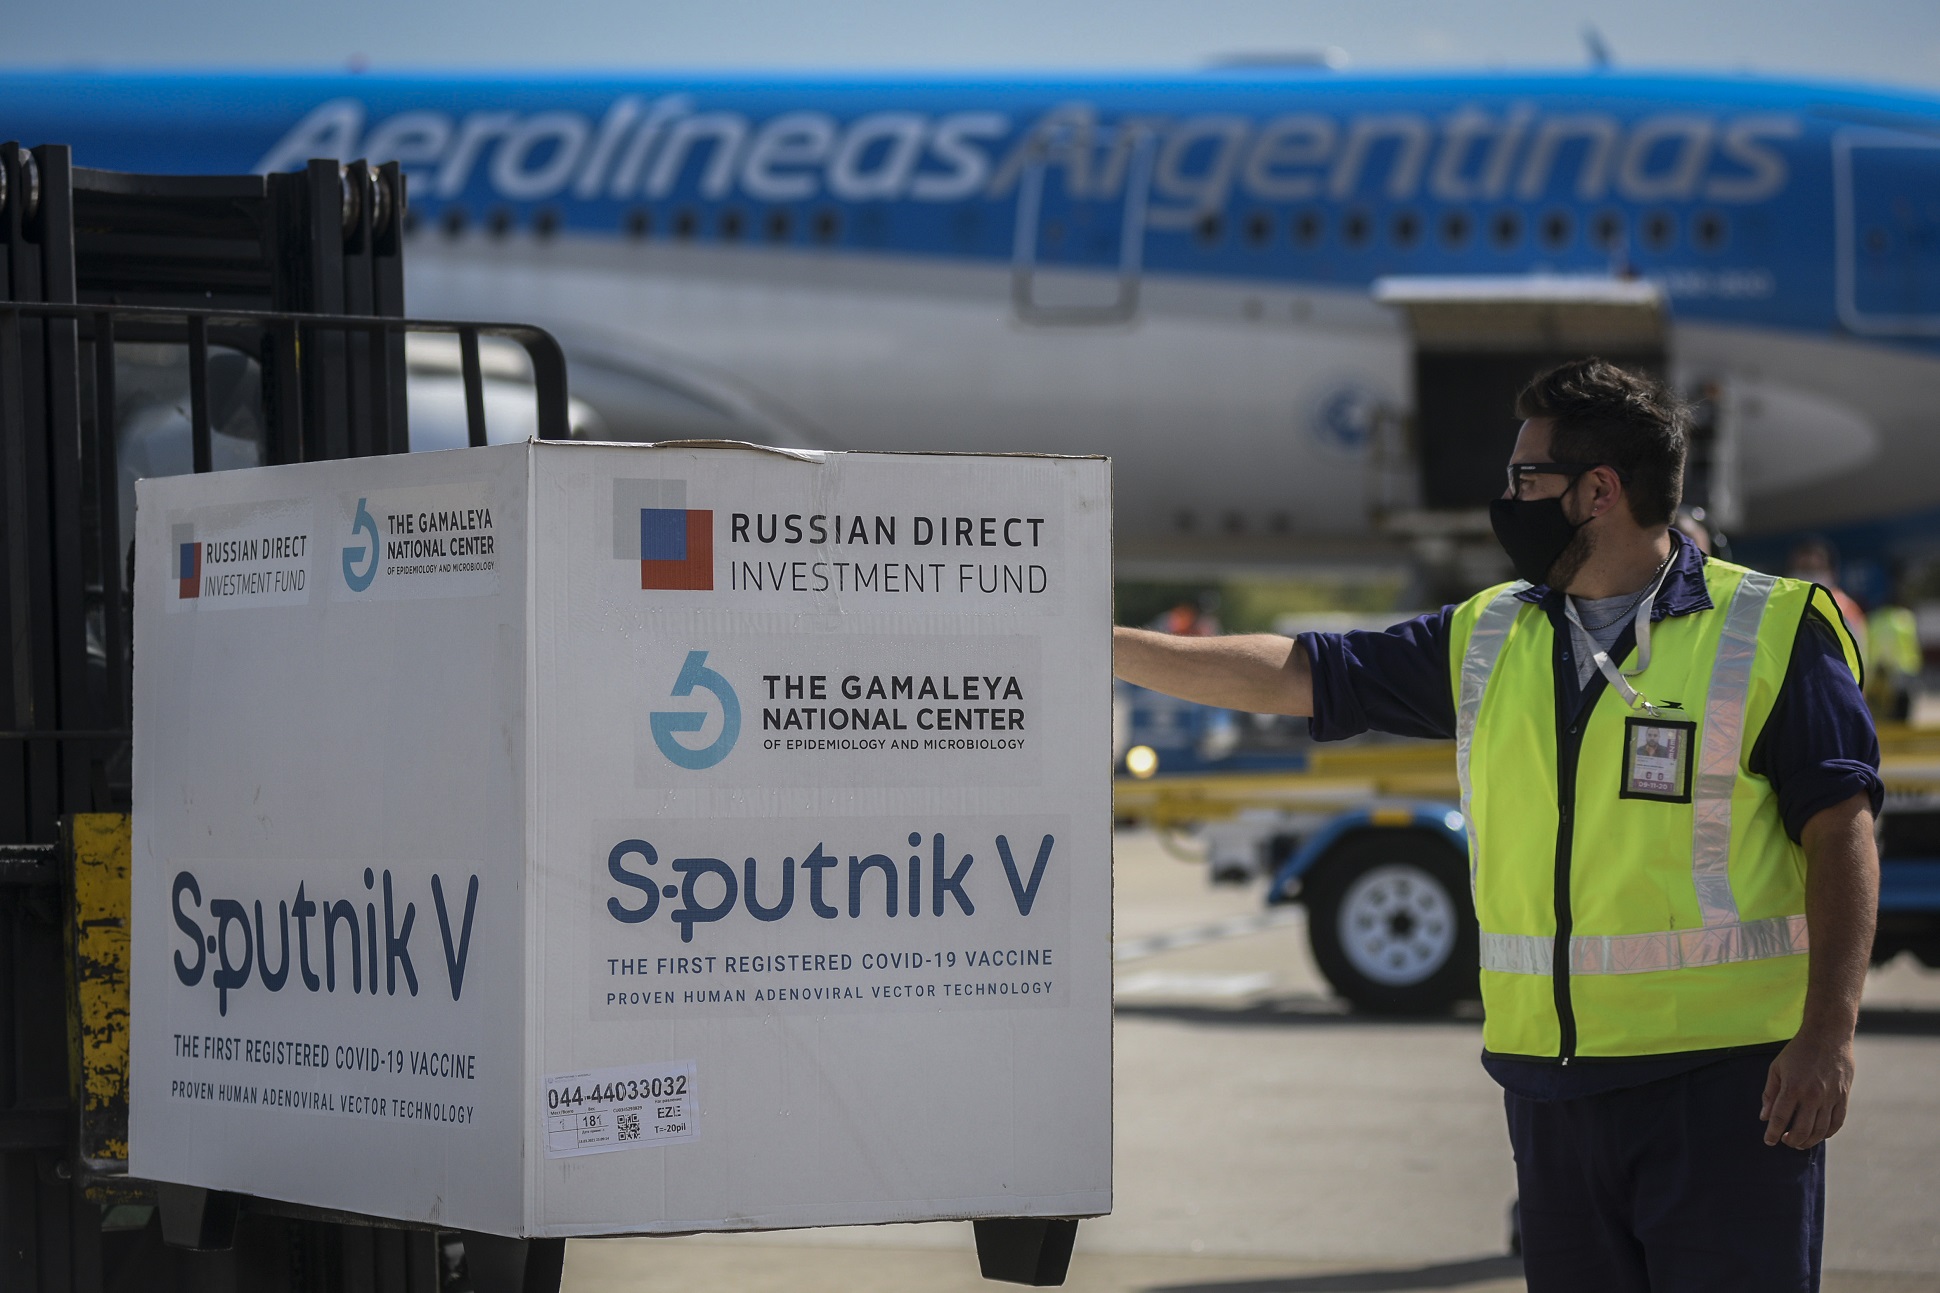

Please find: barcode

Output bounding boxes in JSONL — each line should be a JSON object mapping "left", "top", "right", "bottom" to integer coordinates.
{"left": 617, "top": 1112, "right": 641, "bottom": 1141}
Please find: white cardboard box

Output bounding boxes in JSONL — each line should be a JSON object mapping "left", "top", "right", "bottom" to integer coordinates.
{"left": 130, "top": 441, "right": 1112, "bottom": 1238}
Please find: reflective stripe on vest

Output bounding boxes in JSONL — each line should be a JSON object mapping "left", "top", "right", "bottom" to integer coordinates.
{"left": 1691, "top": 570, "right": 1775, "bottom": 929}
{"left": 1480, "top": 913, "right": 1808, "bottom": 976}
{"left": 1459, "top": 569, "right": 1804, "bottom": 979}
{"left": 1454, "top": 583, "right": 1529, "bottom": 898}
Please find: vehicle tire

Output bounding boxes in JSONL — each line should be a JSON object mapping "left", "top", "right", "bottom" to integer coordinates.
{"left": 1305, "top": 829, "right": 1478, "bottom": 1015}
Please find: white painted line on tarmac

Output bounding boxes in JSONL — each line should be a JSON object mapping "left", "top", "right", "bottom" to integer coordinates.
{"left": 1112, "top": 908, "right": 1303, "bottom": 963}
{"left": 1115, "top": 971, "right": 1274, "bottom": 999}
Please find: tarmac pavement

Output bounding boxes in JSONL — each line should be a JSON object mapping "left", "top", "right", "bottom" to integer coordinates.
{"left": 562, "top": 828, "right": 1940, "bottom": 1293}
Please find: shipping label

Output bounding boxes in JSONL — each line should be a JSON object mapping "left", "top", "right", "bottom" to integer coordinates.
{"left": 542, "top": 1060, "right": 697, "bottom": 1157}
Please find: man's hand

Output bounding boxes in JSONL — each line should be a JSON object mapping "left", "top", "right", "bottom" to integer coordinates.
{"left": 1762, "top": 1029, "right": 1855, "bottom": 1149}
{"left": 1764, "top": 791, "right": 1879, "bottom": 1150}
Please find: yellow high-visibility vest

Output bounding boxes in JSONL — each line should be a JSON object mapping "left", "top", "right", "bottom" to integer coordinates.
{"left": 1448, "top": 559, "right": 1861, "bottom": 1060}
{"left": 1868, "top": 605, "right": 1921, "bottom": 679}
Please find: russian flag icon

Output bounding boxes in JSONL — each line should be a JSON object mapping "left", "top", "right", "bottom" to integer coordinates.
{"left": 640, "top": 508, "right": 713, "bottom": 590}
{"left": 178, "top": 542, "right": 201, "bottom": 599}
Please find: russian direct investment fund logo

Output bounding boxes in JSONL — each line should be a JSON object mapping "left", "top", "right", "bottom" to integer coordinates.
{"left": 614, "top": 479, "right": 712, "bottom": 590}
{"left": 171, "top": 522, "right": 202, "bottom": 599}
{"left": 177, "top": 540, "right": 202, "bottom": 599}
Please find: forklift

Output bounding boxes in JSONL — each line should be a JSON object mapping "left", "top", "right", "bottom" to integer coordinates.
{"left": 1, "top": 140, "right": 1080, "bottom": 1293}
{"left": 0, "top": 140, "right": 575, "bottom": 1292}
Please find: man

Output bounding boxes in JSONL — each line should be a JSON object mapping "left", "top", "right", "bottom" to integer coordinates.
{"left": 1114, "top": 358, "right": 1881, "bottom": 1293}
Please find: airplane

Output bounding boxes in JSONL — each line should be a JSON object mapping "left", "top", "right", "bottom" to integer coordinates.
{"left": 5, "top": 67, "right": 1940, "bottom": 582}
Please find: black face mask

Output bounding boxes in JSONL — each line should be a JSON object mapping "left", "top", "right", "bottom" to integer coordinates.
{"left": 1489, "top": 495, "right": 1586, "bottom": 587}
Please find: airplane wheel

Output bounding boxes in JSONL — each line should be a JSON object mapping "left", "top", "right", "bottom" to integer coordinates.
{"left": 1305, "top": 831, "right": 1477, "bottom": 1015}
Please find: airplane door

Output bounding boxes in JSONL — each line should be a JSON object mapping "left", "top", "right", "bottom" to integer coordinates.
{"left": 1836, "top": 131, "right": 1940, "bottom": 336}
{"left": 1372, "top": 276, "right": 1669, "bottom": 510}
{"left": 1010, "top": 123, "right": 1154, "bottom": 324}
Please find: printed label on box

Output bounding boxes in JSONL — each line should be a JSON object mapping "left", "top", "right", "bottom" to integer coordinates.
{"left": 542, "top": 1060, "right": 697, "bottom": 1158}
{"left": 166, "top": 500, "right": 315, "bottom": 611}
{"left": 333, "top": 481, "right": 502, "bottom": 600}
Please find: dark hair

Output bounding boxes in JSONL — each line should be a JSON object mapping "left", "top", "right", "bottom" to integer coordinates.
{"left": 1515, "top": 358, "right": 1686, "bottom": 528}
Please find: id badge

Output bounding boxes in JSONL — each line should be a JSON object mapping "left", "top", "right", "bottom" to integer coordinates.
{"left": 1620, "top": 716, "right": 1696, "bottom": 802}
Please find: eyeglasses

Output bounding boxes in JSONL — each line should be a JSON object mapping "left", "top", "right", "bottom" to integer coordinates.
{"left": 1505, "top": 461, "right": 1631, "bottom": 499}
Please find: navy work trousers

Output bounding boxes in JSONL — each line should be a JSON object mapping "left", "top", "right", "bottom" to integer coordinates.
{"left": 1506, "top": 1051, "right": 1826, "bottom": 1293}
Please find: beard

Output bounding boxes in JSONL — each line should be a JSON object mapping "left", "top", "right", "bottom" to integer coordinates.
{"left": 1544, "top": 514, "right": 1598, "bottom": 592}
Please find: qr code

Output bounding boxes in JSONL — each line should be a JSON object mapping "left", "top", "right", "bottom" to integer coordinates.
{"left": 617, "top": 1112, "right": 641, "bottom": 1141}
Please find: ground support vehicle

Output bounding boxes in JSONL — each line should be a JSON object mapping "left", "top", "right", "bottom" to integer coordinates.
{"left": 1115, "top": 726, "right": 1940, "bottom": 1014}
{"left": 1, "top": 144, "right": 1074, "bottom": 1293}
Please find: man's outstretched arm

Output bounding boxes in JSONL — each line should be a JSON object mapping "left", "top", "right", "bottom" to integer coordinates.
{"left": 1112, "top": 626, "right": 1314, "bottom": 717}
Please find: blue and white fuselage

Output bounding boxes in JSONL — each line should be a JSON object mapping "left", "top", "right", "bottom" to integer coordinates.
{"left": 7, "top": 69, "right": 1940, "bottom": 561}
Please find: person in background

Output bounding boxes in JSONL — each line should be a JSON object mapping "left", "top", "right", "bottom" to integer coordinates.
{"left": 1149, "top": 589, "right": 1222, "bottom": 637}
{"left": 1790, "top": 538, "right": 1869, "bottom": 667}
{"left": 1865, "top": 569, "right": 1923, "bottom": 723}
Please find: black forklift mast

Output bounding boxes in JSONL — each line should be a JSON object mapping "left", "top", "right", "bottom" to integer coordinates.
{"left": 0, "top": 142, "right": 1075, "bottom": 1293}
{"left": 0, "top": 142, "right": 569, "bottom": 1293}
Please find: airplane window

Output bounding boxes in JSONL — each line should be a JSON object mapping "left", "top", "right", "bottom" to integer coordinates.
{"left": 440, "top": 207, "right": 467, "bottom": 238}
{"left": 1173, "top": 509, "right": 1196, "bottom": 533}
{"left": 1642, "top": 211, "right": 1675, "bottom": 251}
{"left": 1490, "top": 210, "right": 1522, "bottom": 249}
{"left": 765, "top": 209, "right": 792, "bottom": 242}
{"left": 1591, "top": 211, "right": 1624, "bottom": 251}
{"left": 1692, "top": 211, "right": 1728, "bottom": 252}
{"left": 1195, "top": 213, "right": 1224, "bottom": 247}
{"left": 1341, "top": 210, "right": 1371, "bottom": 248}
{"left": 1269, "top": 511, "right": 1290, "bottom": 535}
{"left": 672, "top": 208, "right": 699, "bottom": 240}
{"left": 625, "top": 208, "right": 652, "bottom": 239}
{"left": 533, "top": 208, "right": 560, "bottom": 240}
{"left": 1440, "top": 210, "right": 1472, "bottom": 248}
{"left": 719, "top": 208, "right": 745, "bottom": 241}
{"left": 812, "top": 209, "right": 841, "bottom": 243}
{"left": 1864, "top": 227, "right": 1891, "bottom": 254}
{"left": 486, "top": 207, "right": 514, "bottom": 239}
{"left": 1391, "top": 211, "right": 1421, "bottom": 249}
{"left": 1540, "top": 210, "right": 1573, "bottom": 249}
{"left": 1222, "top": 510, "right": 1245, "bottom": 535}
{"left": 1292, "top": 209, "right": 1324, "bottom": 248}
{"left": 1243, "top": 211, "right": 1273, "bottom": 248}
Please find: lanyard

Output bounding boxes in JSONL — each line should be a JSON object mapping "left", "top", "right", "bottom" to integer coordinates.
{"left": 1564, "top": 555, "right": 1677, "bottom": 716}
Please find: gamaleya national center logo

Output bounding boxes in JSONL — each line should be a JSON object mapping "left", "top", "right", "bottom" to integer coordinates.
{"left": 613, "top": 479, "right": 712, "bottom": 590}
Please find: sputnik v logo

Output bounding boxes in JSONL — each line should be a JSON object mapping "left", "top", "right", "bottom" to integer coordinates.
{"left": 343, "top": 497, "right": 379, "bottom": 591}
{"left": 651, "top": 651, "right": 741, "bottom": 770}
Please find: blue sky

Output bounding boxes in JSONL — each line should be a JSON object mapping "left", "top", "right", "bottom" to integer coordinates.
{"left": 7, "top": 0, "right": 1938, "bottom": 92}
